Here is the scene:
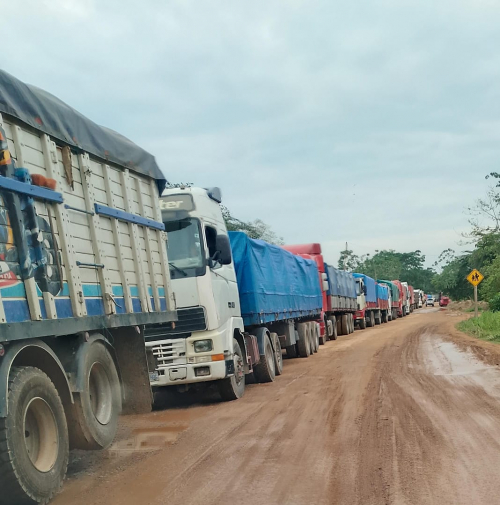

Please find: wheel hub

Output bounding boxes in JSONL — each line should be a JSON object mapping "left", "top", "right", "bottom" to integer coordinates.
{"left": 24, "top": 397, "right": 58, "bottom": 473}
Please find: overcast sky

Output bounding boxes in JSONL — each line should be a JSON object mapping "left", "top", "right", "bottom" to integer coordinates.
{"left": 4, "top": 0, "right": 500, "bottom": 267}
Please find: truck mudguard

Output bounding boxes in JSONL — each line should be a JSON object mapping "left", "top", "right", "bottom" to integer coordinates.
{"left": 229, "top": 232, "right": 322, "bottom": 326}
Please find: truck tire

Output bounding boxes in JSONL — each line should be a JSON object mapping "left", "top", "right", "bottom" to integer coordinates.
{"left": 285, "top": 344, "right": 298, "bottom": 359}
{"left": 341, "top": 314, "right": 349, "bottom": 335}
{"left": 271, "top": 333, "right": 283, "bottom": 375}
{"left": 359, "top": 316, "right": 366, "bottom": 330}
{"left": 314, "top": 323, "right": 320, "bottom": 352}
{"left": 67, "top": 342, "right": 121, "bottom": 450}
{"left": 375, "top": 311, "right": 381, "bottom": 325}
{"left": 367, "top": 311, "right": 374, "bottom": 327}
{"left": 297, "top": 323, "right": 311, "bottom": 357}
{"left": 253, "top": 334, "right": 276, "bottom": 383}
{"left": 309, "top": 323, "right": 319, "bottom": 353}
{"left": 349, "top": 314, "right": 354, "bottom": 333}
{"left": 218, "top": 339, "right": 246, "bottom": 401}
{"left": 382, "top": 311, "right": 387, "bottom": 323}
{"left": 328, "top": 316, "right": 337, "bottom": 341}
{"left": 0, "top": 366, "right": 69, "bottom": 505}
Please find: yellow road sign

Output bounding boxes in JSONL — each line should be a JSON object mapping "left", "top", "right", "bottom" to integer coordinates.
{"left": 467, "top": 269, "right": 484, "bottom": 286}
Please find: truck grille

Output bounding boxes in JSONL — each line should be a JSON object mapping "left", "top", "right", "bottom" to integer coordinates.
{"left": 144, "top": 306, "right": 207, "bottom": 342}
{"left": 152, "top": 340, "right": 187, "bottom": 369}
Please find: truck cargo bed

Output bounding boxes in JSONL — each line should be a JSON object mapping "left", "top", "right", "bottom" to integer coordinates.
{"left": 229, "top": 232, "right": 322, "bottom": 326}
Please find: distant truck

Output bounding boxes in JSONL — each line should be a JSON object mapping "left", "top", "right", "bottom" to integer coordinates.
{"left": 391, "top": 280, "right": 406, "bottom": 317}
{"left": 378, "top": 279, "right": 401, "bottom": 320}
{"left": 439, "top": 296, "right": 450, "bottom": 307}
{"left": 408, "top": 285, "right": 415, "bottom": 313}
{"left": 0, "top": 70, "right": 177, "bottom": 503}
{"left": 146, "top": 187, "right": 323, "bottom": 403}
{"left": 352, "top": 273, "right": 390, "bottom": 328}
{"left": 282, "top": 244, "right": 357, "bottom": 343}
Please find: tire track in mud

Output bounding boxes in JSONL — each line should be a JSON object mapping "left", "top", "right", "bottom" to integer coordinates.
{"left": 53, "top": 311, "right": 500, "bottom": 505}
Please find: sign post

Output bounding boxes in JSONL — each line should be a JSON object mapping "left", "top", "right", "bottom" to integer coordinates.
{"left": 466, "top": 269, "right": 484, "bottom": 318}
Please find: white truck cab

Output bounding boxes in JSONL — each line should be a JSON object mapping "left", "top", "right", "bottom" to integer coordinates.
{"left": 145, "top": 187, "right": 245, "bottom": 391}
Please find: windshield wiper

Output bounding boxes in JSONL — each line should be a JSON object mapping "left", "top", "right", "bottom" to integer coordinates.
{"left": 169, "top": 262, "right": 188, "bottom": 277}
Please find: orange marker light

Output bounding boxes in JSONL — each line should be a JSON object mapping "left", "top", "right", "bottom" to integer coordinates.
{"left": 211, "top": 354, "right": 225, "bottom": 362}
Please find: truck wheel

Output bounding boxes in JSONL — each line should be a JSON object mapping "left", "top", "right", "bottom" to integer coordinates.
{"left": 0, "top": 366, "right": 69, "bottom": 505}
{"left": 341, "top": 314, "right": 349, "bottom": 335}
{"left": 359, "top": 316, "right": 366, "bottom": 330}
{"left": 253, "top": 334, "right": 276, "bottom": 383}
{"left": 349, "top": 314, "right": 354, "bottom": 333}
{"left": 218, "top": 339, "right": 246, "bottom": 400}
{"left": 366, "top": 312, "right": 373, "bottom": 327}
{"left": 271, "top": 333, "right": 283, "bottom": 375}
{"left": 313, "top": 323, "right": 320, "bottom": 352}
{"left": 67, "top": 341, "right": 121, "bottom": 450}
{"left": 328, "top": 316, "right": 337, "bottom": 341}
{"left": 375, "top": 311, "right": 382, "bottom": 325}
{"left": 297, "top": 323, "right": 311, "bottom": 357}
{"left": 285, "top": 344, "right": 298, "bottom": 359}
{"left": 308, "top": 323, "right": 318, "bottom": 353}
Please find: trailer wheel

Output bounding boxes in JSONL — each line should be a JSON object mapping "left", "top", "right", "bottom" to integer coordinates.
{"left": 67, "top": 341, "right": 121, "bottom": 450}
{"left": 0, "top": 366, "right": 69, "bottom": 505}
{"left": 312, "top": 323, "right": 320, "bottom": 352}
{"left": 366, "top": 311, "right": 374, "bottom": 327}
{"left": 341, "top": 314, "right": 349, "bottom": 335}
{"left": 349, "top": 314, "right": 354, "bottom": 333}
{"left": 297, "top": 323, "right": 311, "bottom": 357}
{"left": 328, "top": 316, "right": 337, "bottom": 341}
{"left": 253, "top": 334, "right": 276, "bottom": 383}
{"left": 285, "top": 344, "right": 298, "bottom": 359}
{"left": 359, "top": 316, "right": 366, "bottom": 330}
{"left": 271, "top": 333, "right": 283, "bottom": 375}
{"left": 218, "top": 339, "right": 246, "bottom": 401}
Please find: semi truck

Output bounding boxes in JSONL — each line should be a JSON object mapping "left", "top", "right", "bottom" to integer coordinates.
{"left": 391, "top": 280, "right": 407, "bottom": 317}
{"left": 281, "top": 243, "right": 357, "bottom": 343}
{"left": 145, "top": 186, "right": 323, "bottom": 401}
{"left": 352, "top": 273, "right": 389, "bottom": 328}
{"left": 378, "top": 279, "right": 400, "bottom": 320}
{"left": 408, "top": 285, "right": 415, "bottom": 313}
{"left": 0, "top": 70, "right": 176, "bottom": 503}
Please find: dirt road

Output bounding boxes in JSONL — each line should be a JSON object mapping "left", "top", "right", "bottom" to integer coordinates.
{"left": 53, "top": 309, "right": 500, "bottom": 505}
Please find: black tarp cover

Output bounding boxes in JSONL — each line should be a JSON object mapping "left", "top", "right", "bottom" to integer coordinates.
{"left": 0, "top": 69, "right": 166, "bottom": 192}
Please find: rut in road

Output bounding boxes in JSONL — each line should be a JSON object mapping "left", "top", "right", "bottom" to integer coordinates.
{"left": 53, "top": 312, "right": 500, "bottom": 505}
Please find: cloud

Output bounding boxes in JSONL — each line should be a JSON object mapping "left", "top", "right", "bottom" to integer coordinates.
{"left": 2, "top": 0, "right": 500, "bottom": 267}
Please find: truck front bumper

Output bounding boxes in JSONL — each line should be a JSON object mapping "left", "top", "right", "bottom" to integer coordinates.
{"left": 150, "top": 359, "right": 229, "bottom": 387}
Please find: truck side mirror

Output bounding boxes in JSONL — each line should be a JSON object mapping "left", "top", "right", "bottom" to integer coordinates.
{"left": 215, "top": 234, "right": 232, "bottom": 265}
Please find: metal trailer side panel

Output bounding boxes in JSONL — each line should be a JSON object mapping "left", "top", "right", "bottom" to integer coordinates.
{"left": 0, "top": 115, "right": 174, "bottom": 338}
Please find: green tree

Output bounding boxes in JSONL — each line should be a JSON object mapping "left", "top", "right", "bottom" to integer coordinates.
{"left": 221, "top": 205, "right": 284, "bottom": 245}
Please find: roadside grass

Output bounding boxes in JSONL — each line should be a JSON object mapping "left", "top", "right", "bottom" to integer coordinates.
{"left": 458, "top": 311, "right": 500, "bottom": 344}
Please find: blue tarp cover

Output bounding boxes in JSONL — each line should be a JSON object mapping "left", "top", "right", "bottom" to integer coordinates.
{"left": 376, "top": 283, "right": 389, "bottom": 301}
{"left": 325, "top": 264, "right": 357, "bottom": 298}
{"left": 353, "top": 273, "right": 377, "bottom": 303}
{"left": 229, "top": 232, "right": 322, "bottom": 326}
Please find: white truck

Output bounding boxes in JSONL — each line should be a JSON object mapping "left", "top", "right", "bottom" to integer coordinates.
{"left": 146, "top": 186, "right": 323, "bottom": 400}
{"left": 0, "top": 70, "right": 176, "bottom": 503}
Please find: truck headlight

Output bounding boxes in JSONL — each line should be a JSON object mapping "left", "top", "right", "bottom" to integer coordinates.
{"left": 194, "top": 339, "right": 213, "bottom": 353}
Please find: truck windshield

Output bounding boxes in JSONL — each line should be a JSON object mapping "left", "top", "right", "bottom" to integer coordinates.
{"left": 164, "top": 218, "right": 205, "bottom": 277}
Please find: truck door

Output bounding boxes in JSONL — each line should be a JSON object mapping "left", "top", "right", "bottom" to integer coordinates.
{"left": 204, "top": 223, "right": 235, "bottom": 328}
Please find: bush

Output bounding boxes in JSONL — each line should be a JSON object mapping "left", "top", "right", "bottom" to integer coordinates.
{"left": 458, "top": 311, "right": 500, "bottom": 343}
{"left": 489, "top": 293, "right": 500, "bottom": 313}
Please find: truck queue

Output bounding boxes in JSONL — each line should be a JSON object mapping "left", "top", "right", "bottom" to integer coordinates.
{"left": 0, "top": 70, "right": 426, "bottom": 504}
